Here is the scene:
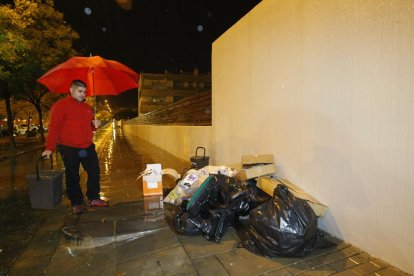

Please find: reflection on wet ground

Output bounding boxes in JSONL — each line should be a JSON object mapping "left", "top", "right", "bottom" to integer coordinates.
{"left": 89, "top": 124, "right": 189, "bottom": 204}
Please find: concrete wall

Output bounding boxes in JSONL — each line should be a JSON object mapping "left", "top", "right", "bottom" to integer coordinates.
{"left": 122, "top": 125, "right": 213, "bottom": 162}
{"left": 124, "top": 0, "right": 414, "bottom": 273}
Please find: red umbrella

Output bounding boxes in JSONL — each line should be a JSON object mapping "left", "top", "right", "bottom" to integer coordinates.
{"left": 37, "top": 56, "right": 139, "bottom": 96}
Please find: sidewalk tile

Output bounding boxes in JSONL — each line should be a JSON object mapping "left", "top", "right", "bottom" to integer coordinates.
{"left": 115, "top": 213, "right": 167, "bottom": 242}
{"left": 114, "top": 227, "right": 180, "bottom": 263}
{"left": 115, "top": 244, "right": 196, "bottom": 275}
{"left": 45, "top": 243, "right": 116, "bottom": 275}
{"left": 178, "top": 230, "right": 240, "bottom": 259}
{"left": 216, "top": 248, "right": 297, "bottom": 275}
{"left": 192, "top": 255, "right": 230, "bottom": 275}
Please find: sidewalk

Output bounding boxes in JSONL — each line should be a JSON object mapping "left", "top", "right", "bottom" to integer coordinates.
{"left": 9, "top": 126, "right": 407, "bottom": 275}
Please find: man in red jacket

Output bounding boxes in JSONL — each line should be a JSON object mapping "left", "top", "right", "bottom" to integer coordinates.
{"left": 42, "top": 80, "right": 108, "bottom": 214}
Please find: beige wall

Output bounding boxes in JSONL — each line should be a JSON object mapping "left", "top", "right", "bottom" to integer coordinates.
{"left": 124, "top": 0, "right": 414, "bottom": 273}
{"left": 122, "top": 125, "right": 213, "bottom": 162}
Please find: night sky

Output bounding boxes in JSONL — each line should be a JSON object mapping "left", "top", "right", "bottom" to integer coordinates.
{"left": 5, "top": 0, "right": 262, "bottom": 108}
{"left": 53, "top": 0, "right": 261, "bottom": 73}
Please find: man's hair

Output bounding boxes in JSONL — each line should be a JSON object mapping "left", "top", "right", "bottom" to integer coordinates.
{"left": 71, "top": 79, "right": 87, "bottom": 88}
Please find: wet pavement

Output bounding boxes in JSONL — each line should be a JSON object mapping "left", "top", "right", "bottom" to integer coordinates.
{"left": 8, "top": 125, "right": 409, "bottom": 275}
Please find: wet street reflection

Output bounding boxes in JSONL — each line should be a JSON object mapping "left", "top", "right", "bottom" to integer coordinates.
{"left": 90, "top": 123, "right": 189, "bottom": 204}
{"left": 0, "top": 122, "right": 189, "bottom": 203}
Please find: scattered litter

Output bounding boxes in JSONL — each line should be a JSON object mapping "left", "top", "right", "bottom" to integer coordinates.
{"left": 202, "top": 165, "right": 237, "bottom": 177}
{"left": 163, "top": 153, "right": 327, "bottom": 257}
{"left": 140, "top": 164, "right": 163, "bottom": 196}
{"left": 162, "top": 168, "right": 180, "bottom": 180}
{"left": 163, "top": 169, "right": 209, "bottom": 205}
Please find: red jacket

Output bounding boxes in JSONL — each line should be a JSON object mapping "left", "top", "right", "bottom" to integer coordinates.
{"left": 45, "top": 96, "right": 95, "bottom": 151}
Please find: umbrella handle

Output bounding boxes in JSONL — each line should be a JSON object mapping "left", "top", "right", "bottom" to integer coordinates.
{"left": 92, "top": 66, "right": 96, "bottom": 117}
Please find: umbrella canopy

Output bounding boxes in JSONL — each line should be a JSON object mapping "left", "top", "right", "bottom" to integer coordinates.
{"left": 37, "top": 56, "right": 139, "bottom": 96}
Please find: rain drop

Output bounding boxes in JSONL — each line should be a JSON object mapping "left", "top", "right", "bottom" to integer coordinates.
{"left": 197, "top": 25, "right": 204, "bottom": 32}
{"left": 84, "top": 7, "right": 92, "bottom": 15}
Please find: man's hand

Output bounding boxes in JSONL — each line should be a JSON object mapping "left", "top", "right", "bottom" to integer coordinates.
{"left": 42, "top": 150, "right": 52, "bottom": 158}
{"left": 92, "top": 119, "right": 101, "bottom": 128}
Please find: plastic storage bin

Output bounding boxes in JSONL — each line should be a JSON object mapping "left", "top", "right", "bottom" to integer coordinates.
{"left": 26, "top": 156, "right": 63, "bottom": 209}
{"left": 190, "top": 147, "right": 209, "bottom": 169}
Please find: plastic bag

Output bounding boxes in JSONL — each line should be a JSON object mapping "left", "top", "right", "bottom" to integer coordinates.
{"left": 202, "top": 165, "right": 238, "bottom": 177}
{"left": 185, "top": 174, "right": 233, "bottom": 242}
{"left": 241, "top": 184, "right": 318, "bottom": 257}
{"left": 187, "top": 209, "right": 232, "bottom": 242}
{"left": 163, "top": 169, "right": 209, "bottom": 205}
{"left": 171, "top": 202, "right": 203, "bottom": 236}
{"left": 166, "top": 174, "right": 235, "bottom": 242}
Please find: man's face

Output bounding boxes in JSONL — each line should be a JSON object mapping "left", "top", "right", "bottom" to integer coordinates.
{"left": 70, "top": 85, "right": 87, "bottom": 102}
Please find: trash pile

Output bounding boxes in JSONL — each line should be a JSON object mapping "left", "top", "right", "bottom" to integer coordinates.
{"left": 163, "top": 154, "right": 328, "bottom": 258}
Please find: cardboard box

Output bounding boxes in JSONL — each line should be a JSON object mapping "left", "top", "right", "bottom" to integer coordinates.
{"left": 256, "top": 176, "right": 328, "bottom": 217}
{"left": 236, "top": 163, "right": 277, "bottom": 181}
{"left": 242, "top": 154, "right": 274, "bottom": 165}
{"left": 143, "top": 164, "right": 163, "bottom": 196}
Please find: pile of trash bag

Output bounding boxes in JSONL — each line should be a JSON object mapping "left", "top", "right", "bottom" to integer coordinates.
{"left": 164, "top": 169, "right": 320, "bottom": 257}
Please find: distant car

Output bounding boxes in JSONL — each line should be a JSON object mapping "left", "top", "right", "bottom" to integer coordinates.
{"left": 15, "top": 124, "right": 38, "bottom": 135}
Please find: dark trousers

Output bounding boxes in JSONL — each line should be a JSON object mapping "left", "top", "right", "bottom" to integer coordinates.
{"left": 57, "top": 143, "right": 101, "bottom": 206}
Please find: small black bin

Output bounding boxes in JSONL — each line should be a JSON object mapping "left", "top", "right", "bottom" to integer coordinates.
{"left": 190, "top": 147, "right": 209, "bottom": 169}
{"left": 26, "top": 156, "right": 63, "bottom": 209}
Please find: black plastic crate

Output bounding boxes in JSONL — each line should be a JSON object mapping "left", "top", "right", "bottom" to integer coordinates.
{"left": 190, "top": 147, "right": 209, "bottom": 169}
{"left": 26, "top": 157, "right": 63, "bottom": 209}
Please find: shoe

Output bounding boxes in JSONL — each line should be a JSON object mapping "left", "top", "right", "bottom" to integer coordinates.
{"left": 88, "top": 199, "right": 109, "bottom": 207}
{"left": 72, "top": 204, "right": 84, "bottom": 215}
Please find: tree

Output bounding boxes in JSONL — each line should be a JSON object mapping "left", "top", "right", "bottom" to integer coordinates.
{"left": 13, "top": 100, "right": 36, "bottom": 125}
{"left": 7, "top": 0, "right": 79, "bottom": 143}
{"left": 0, "top": 0, "right": 32, "bottom": 148}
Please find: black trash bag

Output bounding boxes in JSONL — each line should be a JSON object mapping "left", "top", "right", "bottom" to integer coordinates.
{"left": 164, "top": 201, "right": 203, "bottom": 236}
{"left": 186, "top": 175, "right": 222, "bottom": 216}
{"left": 166, "top": 174, "right": 224, "bottom": 236}
{"left": 170, "top": 201, "right": 203, "bottom": 236}
{"left": 186, "top": 174, "right": 236, "bottom": 242}
{"left": 166, "top": 174, "right": 274, "bottom": 243}
{"left": 241, "top": 184, "right": 318, "bottom": 257}
{"left": 235, "top": 180, "right": 272, "bottom": 214}
{"left": 173, "top": 174, "right": 244, "bottom": 242}
{"left": 187, "top": 208, "right": 232, "bottom": 243}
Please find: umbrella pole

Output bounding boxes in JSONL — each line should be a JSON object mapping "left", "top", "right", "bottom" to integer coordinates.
{"left": 92, "top": 66, "right": 97, "bottom": 117}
